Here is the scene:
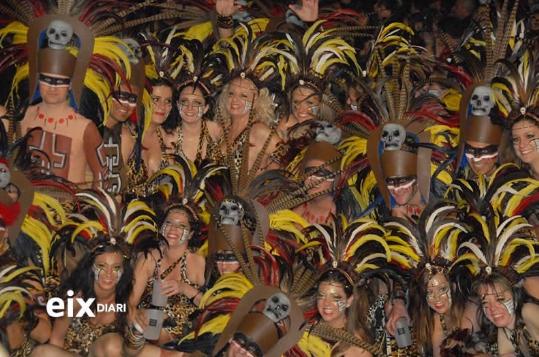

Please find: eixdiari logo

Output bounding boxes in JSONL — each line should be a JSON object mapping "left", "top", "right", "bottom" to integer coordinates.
{"left": 46, "top": 289, "right": 126, "bottom": 317}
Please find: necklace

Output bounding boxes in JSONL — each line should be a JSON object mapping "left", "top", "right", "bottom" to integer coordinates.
{"left": 174, "top": 121, "right": 207, "bottom": 162}
{"left": 36, "top": 106, "right": 75, "bottom": 129}
{"left": 439, "top": 314, "right": 448, "bottom": 338}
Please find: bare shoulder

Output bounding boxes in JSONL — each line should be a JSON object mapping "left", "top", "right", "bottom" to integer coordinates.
{"left": 251, "top": 122, "right": 280, "bottom": 144}
{"left": 135, "top": 249, "right": 160, "bottom": 271}
{"left": 206, "top": 120, "right": 223, "bottom": 140}
{"left": 522, "top": 302, "right": 539, "bottom": 324}
{"left": 188, "top": 251, "right": 206, "bottom": 267}
{"left": 0, "top": 105, "right": 5, "bottom": 117}
{"left": 22, "top": 105, "right": 39, "bottom": 121}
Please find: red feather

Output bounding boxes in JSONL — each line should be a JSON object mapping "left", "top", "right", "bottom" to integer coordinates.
{"left": 513, "top": 192, "right": 539, "bottom": 215}
{"left": 0, "top": 201, "right": 20, "bottom": 225}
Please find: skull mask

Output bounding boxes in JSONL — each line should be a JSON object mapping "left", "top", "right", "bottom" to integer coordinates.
{"left": 469, "top": 86, "right": 495, "bottom": 116}
{"left": 0, "top": 162, "right": 10, "bottom": 189}
{"left": 263, "top": 292, "right": 291, "bottom": 323}
{"left": 218, "top": 198, "right": 245, "bottom": 226}
{"left": 315, "top": 121, "right": 342, "bottom": 145}
{"left": 381, "top": 123, "right": 406, "bottom": 151}
{"left": 121, "top": 38, "right": 142, "bottom": 64}
{"left": 46, "top": 20, "right": 73, "bottom": 50}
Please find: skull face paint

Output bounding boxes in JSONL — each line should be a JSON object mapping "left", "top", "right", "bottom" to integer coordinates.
{"left": 46, "top": 20, "right": 74, "bottom": 50}
{"left": 263, "top": 292, "right": 291, "bottom": 323}
{"left": 0, "top": 162, "right": 10, "bottom": 189}
{"left": 469, "top": 85, "right": 495, "bottom": 116}
{"left": 315, "top": 121, "right": 342, "bottom": 144}
{"left": 381, "top": 123, "right": 406, "bottom": 151}
{"left": 218, "top": 199, "right": 245, "bottom": 226}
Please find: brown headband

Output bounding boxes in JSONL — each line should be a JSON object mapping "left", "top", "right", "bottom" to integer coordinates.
{"left": 380, "top": 150, "right": 418, "bottom": 178}
{"left": 300, "top": 141, "right": 342, "bottom": 174}
{"left": 464, "top": 115, "right": 503, "bottom": 145}
{"left": 38, "top": 48, "right": 76, "bottom": 78}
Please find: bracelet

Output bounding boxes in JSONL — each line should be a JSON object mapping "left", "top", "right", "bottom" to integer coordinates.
{"left": 217, "top": 15, "right": 234, "bottom": 29}
{"left": 125, "top": 324, "right": 145, "bottom": 350}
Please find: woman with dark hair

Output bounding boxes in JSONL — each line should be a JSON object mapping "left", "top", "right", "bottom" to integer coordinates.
{"left": 31, "top": 241, "right": 133, "bottom": 357}
{"left": 473, "top": 272, "right": 539, "bottom": 356}
{"left": 456, "top": 212, "right": 539, "bottom": 356}
{"left": 173, "top": 83, "right": 222, "bottom": 165}
{"left": 410, "top": 265, "right": 479, "bottom": 356}
{"left": 127, "top": 204, "right": 205, "bottom": 353}
{"left": 304, "top": 220, "right": 390, "bottom": 357}
{"left": 141, "top": 78, "right": 180, "bottom": 176}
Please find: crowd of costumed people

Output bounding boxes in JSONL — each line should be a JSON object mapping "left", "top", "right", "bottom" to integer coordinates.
{"left": 0, "top": 0, "right": 539, "bottom": 356}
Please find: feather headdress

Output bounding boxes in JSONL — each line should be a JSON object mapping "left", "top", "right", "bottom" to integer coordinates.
{"left": 278, "top": 20, "right": 361, "bottom": 92}
{"left": 451, "top": 0, "right": 524, "bottom": 172}
{"left": 384, "top": 202, "right": 469, "bottom": 280}
{"left": 492, "top": 49, "right": 539, "bottom": 125}
{"left": 445, "top": 163, "right": 539, "bottom": 218}
{"left": 181, "top": 243, "right": 318, "bottom": 357}
{"left": 452, "top": 208, "right": 539, "bottom": 283}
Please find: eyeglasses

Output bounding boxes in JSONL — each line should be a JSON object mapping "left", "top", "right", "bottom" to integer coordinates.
{"left": 113, "top": 91, "right": 137, "bottom": 105}
{"left": 426, "top": 286, "right": 450, "bottom": 301}
{"left": 162, "top": 221, "right": 189, "bottom": 232}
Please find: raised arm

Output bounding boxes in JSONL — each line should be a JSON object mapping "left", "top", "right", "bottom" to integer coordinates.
{"left": 216, "top": 0, "right": 240, "bottom": 39}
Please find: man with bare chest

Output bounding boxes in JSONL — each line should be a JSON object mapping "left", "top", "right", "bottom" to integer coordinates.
{"left": 21, "top": 17, "right": 103, "bottom": 187}
{"left": 21, "top": 73, "right": 103, "bottom": 186}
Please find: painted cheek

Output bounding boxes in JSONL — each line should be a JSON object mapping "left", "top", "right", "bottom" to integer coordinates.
{"left": 243, "top": 100, "right": 252, "bottom": 114}
{"left": 115, "top": 269, "right": 123, "bottom": 283}
{"left": 93, "top": 265, "right": 103, "bottom": 281}
{"left": 502, "top": 299, "right": 515, "bottom": 315}
{"left": 336, "top": 300, "right": 347, "bottom": 312}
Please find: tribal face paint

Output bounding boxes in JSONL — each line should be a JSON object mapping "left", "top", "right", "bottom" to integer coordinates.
{"left": 316, "top": 281, "right": 350, "bottom": 328}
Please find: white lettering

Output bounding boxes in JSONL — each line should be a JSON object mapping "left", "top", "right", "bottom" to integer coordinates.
{"left": 46, "top": 298, "right": 64, "bottom": 317}
{"left": 77, "top": 298, "right": 95, "bottom": 317}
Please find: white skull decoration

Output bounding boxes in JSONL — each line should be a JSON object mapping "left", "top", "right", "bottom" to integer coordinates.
{"left": 469, "top": 86, "right": 495, "bottom": 116}
{"left": 263, "top": 292, "right": 291, "bottom": 323}
{"left": 381, "top": 123, "right": 406, "bottom": 151}
{"left": 121, "top": 38, "right": 142, "bottom": 64}
{"left": 0, "top": 162, "right": 10, "bottom": 189}
{"left": 315, "top": 120, "right": 342, "bottom": 145}
{"left": 218, "top": 199, "right": 244, "bottom": 226}
{"left": 46, "top": 20, "right": 74, "bottom": 50}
